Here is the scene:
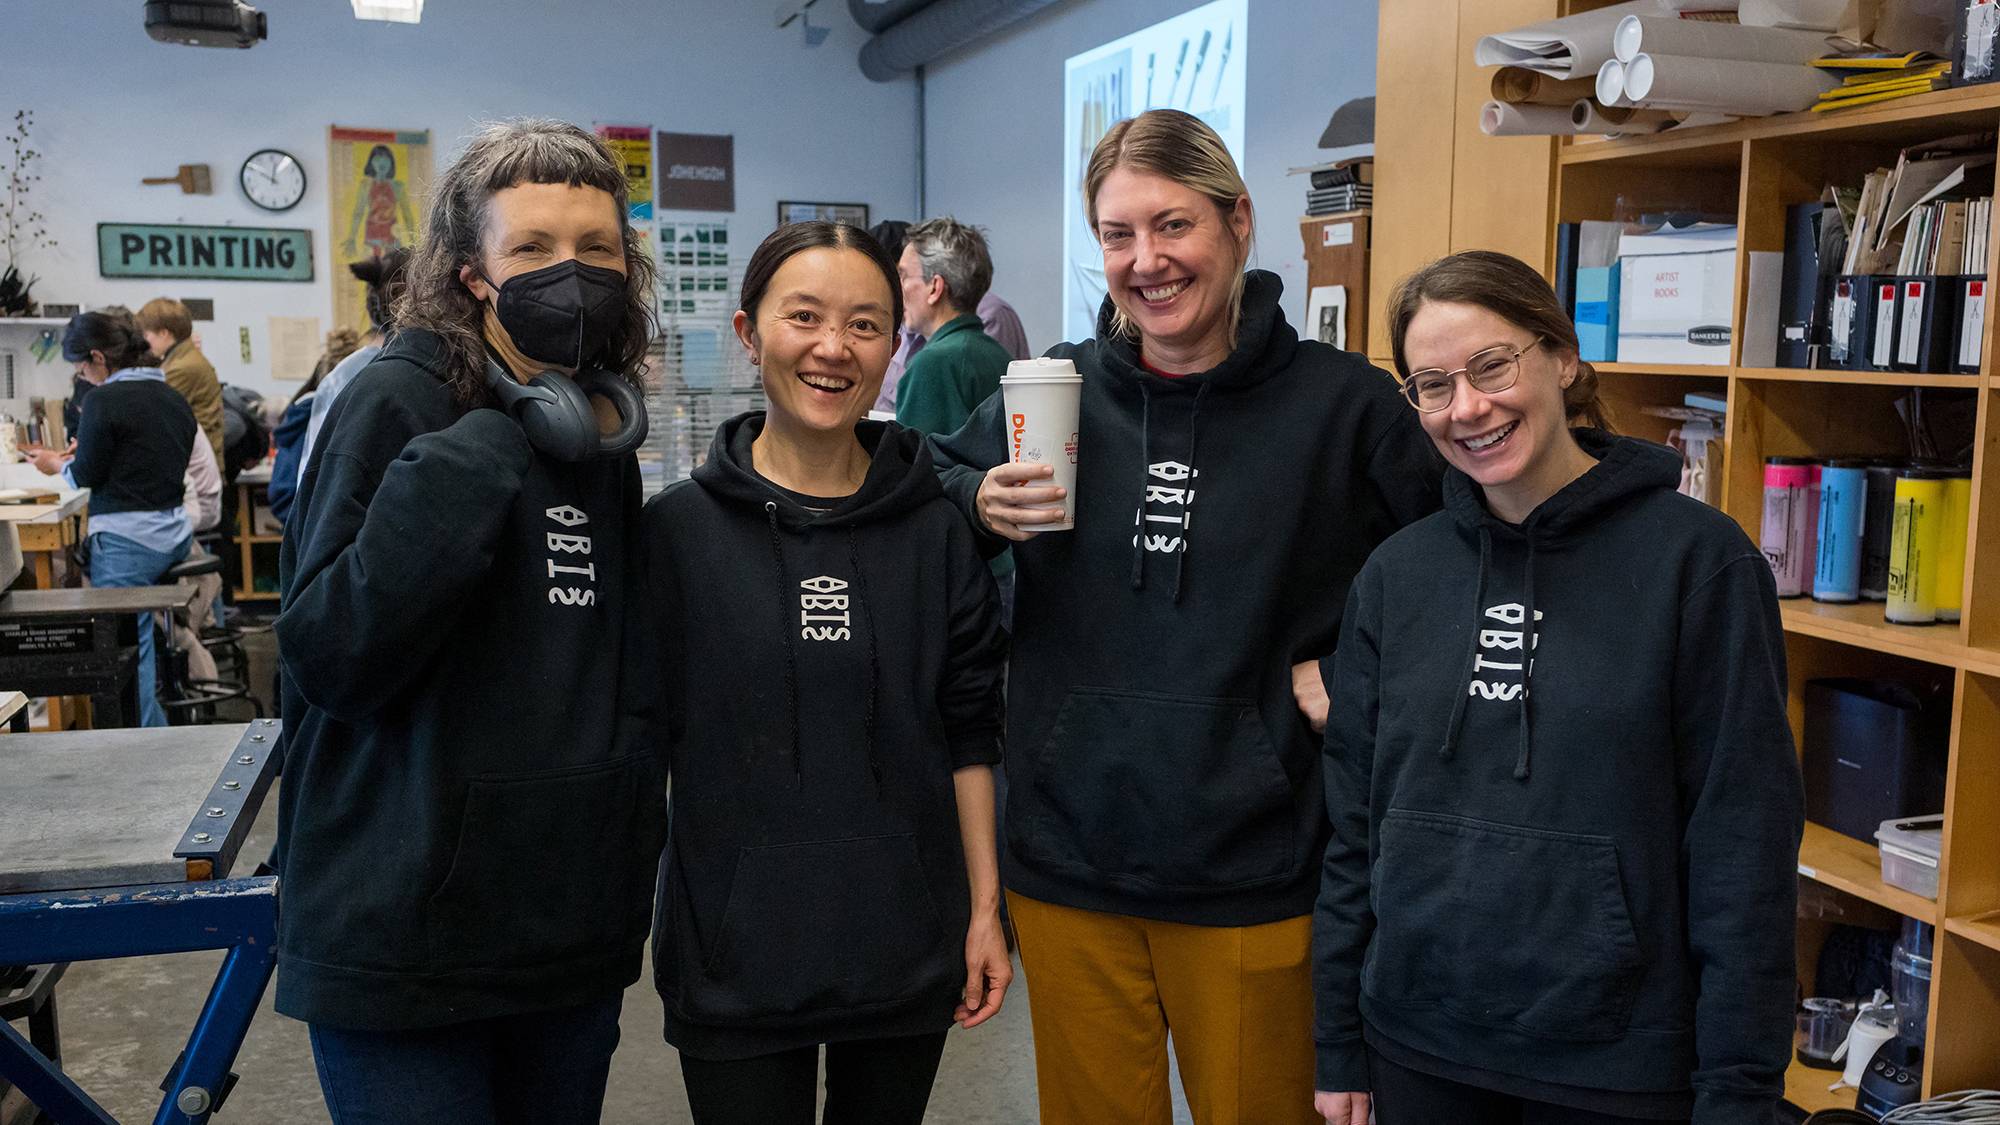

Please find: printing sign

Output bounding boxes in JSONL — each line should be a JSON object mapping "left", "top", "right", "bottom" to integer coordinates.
{"left": 98, "top": 223, "right": 313, "bottom": 282}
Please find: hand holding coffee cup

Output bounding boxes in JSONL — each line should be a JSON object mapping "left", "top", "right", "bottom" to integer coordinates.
{"left": 989, "top": 358, "right": 1082, "bottom": 535}
{"left": 977, "top": 462, "right": 1069, "bottom": 541}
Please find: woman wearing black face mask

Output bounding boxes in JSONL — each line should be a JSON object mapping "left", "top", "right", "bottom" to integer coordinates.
{"left": 273, "top": 118, "right": 665, "bottom": 1125}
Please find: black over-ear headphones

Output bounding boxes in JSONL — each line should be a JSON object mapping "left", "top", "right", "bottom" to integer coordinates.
{"left": 484, "top": 357, "right": 649, "bottom": 462}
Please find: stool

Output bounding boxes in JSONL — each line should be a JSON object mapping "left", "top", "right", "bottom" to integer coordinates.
{"left": 0, "top": 962, "right": 68, "bottom": 1125}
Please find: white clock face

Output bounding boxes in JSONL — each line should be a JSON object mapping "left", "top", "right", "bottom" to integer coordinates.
{"left": 241, "top": 149, "right": 306, "bottom": 212}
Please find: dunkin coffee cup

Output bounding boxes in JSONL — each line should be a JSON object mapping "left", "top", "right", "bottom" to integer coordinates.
{"left": 1001, "top": 358, "right": 1082, "bottom": 531}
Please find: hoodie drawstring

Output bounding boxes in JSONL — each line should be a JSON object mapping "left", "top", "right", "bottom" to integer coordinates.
{"left": 1130, "top": 384, "right": 1153, "bottom": 591}
{"left": 847, "top": 529, "right": 884, "bottom": 787}
{"left": 1172, "top": 382, "right": 1210, "bottom": 604}
{"left": 763, "top": 502, "right": 805, "bottom": 786}
{"left": 1438, "top": 526, "right": 1492, "bottom": 763}
{"left": 1514, "top": 542, "right": 1538, "bottom": 781}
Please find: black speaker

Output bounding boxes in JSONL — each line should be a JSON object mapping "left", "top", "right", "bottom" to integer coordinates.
{"left": 1802, "top": 678, "right": 1949, "bottom": 844}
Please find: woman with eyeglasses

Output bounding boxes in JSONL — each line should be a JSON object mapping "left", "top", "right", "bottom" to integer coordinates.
{"left": 1310, "top": 250, "right": 1802, "bottom": 1125}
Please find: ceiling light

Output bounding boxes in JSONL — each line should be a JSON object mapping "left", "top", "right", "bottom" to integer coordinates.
{"left": 352, "top": 0, "right": 422, "bottom": 24}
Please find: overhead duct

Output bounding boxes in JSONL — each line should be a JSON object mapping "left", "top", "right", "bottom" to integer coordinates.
{"left": 858, "top": 0, "right": 1068, "bottom": 82}
{"left": 847, "top": 0, "right": 938, "bottom": 33}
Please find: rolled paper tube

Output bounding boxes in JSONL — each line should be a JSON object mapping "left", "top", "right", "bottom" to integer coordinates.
{"left": 1612, "top": 14, "right": 1829, "bottom": 65}
{"left": 1492, "top": 67, "right": 1600, "bottom": 105}
{"left": 1624, "top": 51, "right": 1838, "bottom": 115}
{"left": 1480, "top": 100, "right": 1584, "bottom": 136}
{"left": 1597, "top": 58, "right": 1634, "bottom": 107}
{"left": 1571, "top": 99, "right": 1676, "bottom": 134}
{"left": 1739, "top": 0, "right": 1844, "bottom": 31}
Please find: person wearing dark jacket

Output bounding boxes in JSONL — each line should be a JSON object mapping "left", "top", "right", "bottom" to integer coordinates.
{"left": 643, "top": 221, "right": 1010, "bottom": 1125}
{"left": 275, "top": 119, "right": 663, "bottom": 1125}
{"left": 32, "top": 308, "right": 196, "bottom": 728}
{"left": 929, "top": 109, "right": 1440, "bottom": 1125}
{"left": 1312, "top": 251, "right": 1803, "bottom": 1125}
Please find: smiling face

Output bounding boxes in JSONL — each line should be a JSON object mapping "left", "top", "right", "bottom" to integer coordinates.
{"left": 1402, "top": 299, "right": 1580, "bottom": 498}
{"left": 734, "top": 246, "right": 896, "bottom": 435}
{"left": 1092, "top": 166, "right": 1250, "bottom": 365}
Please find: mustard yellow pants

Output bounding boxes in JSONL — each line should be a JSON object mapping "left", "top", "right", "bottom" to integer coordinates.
{"left": 1007, "top": 891, "right": 1321, "bottom": 1125}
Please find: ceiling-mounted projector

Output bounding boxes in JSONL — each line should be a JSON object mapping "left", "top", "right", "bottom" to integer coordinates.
{"left": 145, "top": 0, "right": 267, "bottom": 48}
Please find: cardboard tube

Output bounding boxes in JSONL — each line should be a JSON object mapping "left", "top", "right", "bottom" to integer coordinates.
{"left": 1597, "top": 58, "right": 1634, "bottom": 107}
{"left": 1613, "top": 14, "right": 1829, "bottom": 64}
{"left": 1739, "top": 0, "right": 1844, "bottom": 31}
{"left": 1571, "top": 99, "right": 1677, "bottom": 134}
{"left": 1480, "top": 100, "right": 1584, "bottom": 136}
{"left": 1492, "top": 67, "right": 1599, "bottom": 105}
{"left": 1625, "top": 51, "right": 1839, "bottom": 115}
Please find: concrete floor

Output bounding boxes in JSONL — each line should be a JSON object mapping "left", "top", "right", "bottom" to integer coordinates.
{"left": 22, "top": 620, "right": 1198, "bottom": 1124}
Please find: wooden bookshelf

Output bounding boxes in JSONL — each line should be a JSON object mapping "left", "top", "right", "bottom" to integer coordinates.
{"left": 1374, "top": 0, "right": 2000, "bottom": 1103}
{"left": 1784, "top": 1058, "right": 1857, "bottom": 1115}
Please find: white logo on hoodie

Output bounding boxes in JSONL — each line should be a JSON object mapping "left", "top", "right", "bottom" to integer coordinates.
{"left": 800, "top": 575, "right": 852, "bottom": 642}
{"left": 545, "top": 505, "right": 597, "bottom": 607}
{"left": 1469, "top": 601, "right": 1542, "bottom": 701}
{"left": 1132, "top": 460, "right": 1196, "bottom": 555}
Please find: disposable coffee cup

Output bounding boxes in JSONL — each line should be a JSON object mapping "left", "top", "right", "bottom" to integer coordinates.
{"left": 1000, "top": 358, "right": 1082, "bottom": 532}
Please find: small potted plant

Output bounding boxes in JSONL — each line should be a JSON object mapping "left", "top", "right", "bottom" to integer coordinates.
{"left": 1, "top": 109, "right": 56, "bottom": 318}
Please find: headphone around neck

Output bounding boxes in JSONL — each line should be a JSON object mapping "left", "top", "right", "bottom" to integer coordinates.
{"left": 484, "top": 357, "right": 649, "bottom": 462}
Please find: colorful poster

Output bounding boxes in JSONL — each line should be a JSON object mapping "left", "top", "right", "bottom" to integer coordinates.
{"left": 327, "top": 125, "right": 432, "bottom": 333}
{"left": 596, "top": 124, "right": 654, "bottom": 223}
{"left": 1063, "top": 0, "right": 1246, "bottom": 341}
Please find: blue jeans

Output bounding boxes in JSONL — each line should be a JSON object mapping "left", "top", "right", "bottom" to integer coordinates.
{"left": 308, "top": 995, "right": 624, "bottom": 1125}
{"left": 87, "top": 531, "right": 190, "bottom": 728}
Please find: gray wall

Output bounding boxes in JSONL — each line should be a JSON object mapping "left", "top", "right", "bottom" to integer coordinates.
{"left": 0, "top": 0, "right": 918, "bottom": 397}
{"left": 920, "top": 0, "right": 1379, "bottom": 354}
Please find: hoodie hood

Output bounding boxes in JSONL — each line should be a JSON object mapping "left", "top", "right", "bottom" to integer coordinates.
{"left": 694, "top": 412, "right": 944, "bottom": 529}
{"left": 1436, "top": 430, "right": 1686, "bottom": 781}
{"left": 1090, "top": 268, "right": 1299, "bottom": 393}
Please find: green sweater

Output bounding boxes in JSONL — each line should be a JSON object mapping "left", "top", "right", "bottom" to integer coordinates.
{"left": 894, "top": 314, "right": 1010, "bottom": 438}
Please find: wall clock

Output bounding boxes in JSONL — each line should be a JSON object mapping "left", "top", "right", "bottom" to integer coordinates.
{"left": 240, "top": 149, "right": 306, "bottom": 212}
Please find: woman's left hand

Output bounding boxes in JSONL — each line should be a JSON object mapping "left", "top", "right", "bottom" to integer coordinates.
{"left": 955, "top": 911, "right": 1013, "bottom": 1029}
{"left": 1292, "top": 659, "right": 1330, "bottom": 733}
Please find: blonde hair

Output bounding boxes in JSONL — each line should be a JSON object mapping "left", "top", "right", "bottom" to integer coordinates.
{"left": 1083, "top": 108, "right": 1255, "bottom": 345}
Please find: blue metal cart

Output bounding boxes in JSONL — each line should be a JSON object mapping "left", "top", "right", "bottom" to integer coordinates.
{"left": 0, "top": 721, "right": 281, "bottom": 1125}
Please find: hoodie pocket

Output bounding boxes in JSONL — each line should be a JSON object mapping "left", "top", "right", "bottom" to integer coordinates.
{"left": 1363, "top": 809, "right": 1643, "bottom": 1042}
{"left": 682, "top": 833, "right": 951, "bottom": 1025}
{"left": 1016, "top": 688, "right": 1295, "bottom": 892}
{"left": 426, "top": 753, "right": 664, "bottom": 971}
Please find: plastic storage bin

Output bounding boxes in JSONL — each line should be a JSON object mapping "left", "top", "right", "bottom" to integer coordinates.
{"left": 1876, "top": 815, "right": 1943, "bottom": 900}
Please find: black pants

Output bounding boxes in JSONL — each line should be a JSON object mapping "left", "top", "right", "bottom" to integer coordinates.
{"left": 1367, "top": 1047, "right": 1692, "bottom": 1125}
{"left": 678, "top": 1031, "right": 948, "bottom": 1125}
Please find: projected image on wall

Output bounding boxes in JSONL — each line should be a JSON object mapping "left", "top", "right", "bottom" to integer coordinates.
{"left": 1063, "top": 0, "right": 1246, "bottom": 342}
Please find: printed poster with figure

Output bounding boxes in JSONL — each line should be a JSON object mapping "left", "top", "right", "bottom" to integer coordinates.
{"left": 328, "top": 125, "right": 432, "bottom": 334}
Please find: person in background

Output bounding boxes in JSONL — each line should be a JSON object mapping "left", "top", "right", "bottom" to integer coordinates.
{"left": 268, "top": 328, "right": 362, "bottom": 526}
{"left": 31, "top": 309, "right": 196, "bottom": 728}
{"left": 1312, "top": 251, "right": 1801, "bottom": 1125}
{"left": 643, "top": 220, "right": 1010, "bottom": 1125}
{"left": 929, "top": 108, "right": 1441, "bottom": 1125}
{"left": 893, "top": 217, "right": 1012, "bottom": 438}
{"left": 869, "top": 219, "right": 1029, "bottom": 413}
{"left": 276, "top": 118, "right": 662, "bottom": 1125}
{"left": 184, "top": 422, "right": 223, "bottom": 535}
{"left": 136, "top": 297, "right": 226, "bottom": 464}
{"left": 304, "top": 250, "right": 412, "bottom": 475}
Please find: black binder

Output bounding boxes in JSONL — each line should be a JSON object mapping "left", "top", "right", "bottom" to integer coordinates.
{"left": 1895, "top": 276, "right": 1964, "bottom": 372}
{"left": 1779, "top": 203, "right": 1825, "bottom": 368}
{"left": 1957, "top": 275, "right": 1988, "bottom": 373}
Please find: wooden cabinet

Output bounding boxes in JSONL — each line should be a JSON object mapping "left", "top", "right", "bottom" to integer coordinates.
{"left": 1369, "top": 0, "right": 1559, "bottom": 364}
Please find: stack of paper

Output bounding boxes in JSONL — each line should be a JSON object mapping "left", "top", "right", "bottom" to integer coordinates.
{"left": 1812, "top": 52, "right": 1952, "bottom": 112}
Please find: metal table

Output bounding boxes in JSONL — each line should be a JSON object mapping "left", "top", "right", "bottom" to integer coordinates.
{"left": 0, "top": 587, "right": 202, "bottom": 730}
{"left": 0, "top": 721, "right": 282, "bottom": 1124}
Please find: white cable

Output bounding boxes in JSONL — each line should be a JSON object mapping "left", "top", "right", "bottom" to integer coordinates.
{"left": 1882, "top": 1090, "right": 2000, "bottom": 1124}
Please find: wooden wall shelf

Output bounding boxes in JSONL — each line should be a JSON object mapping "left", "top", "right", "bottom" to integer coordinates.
{"left": 1375, "top": 0, "right": 2000, "bottom": 1102}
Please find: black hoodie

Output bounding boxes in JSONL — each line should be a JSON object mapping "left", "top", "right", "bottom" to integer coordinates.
{"left": 274, "top": 329, "right": 664, "bottom": 1030}
{"left": 642, "top": 414, "right": 1006, "bottom": 1060}
{"left": 1313, "top": 430, "right": 1803, "bottom": 1124}
{"left": 930, "top": 270, "right": 1442, "bottom": 926}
